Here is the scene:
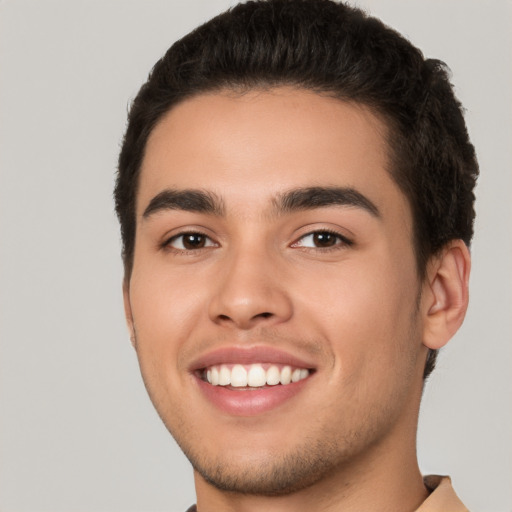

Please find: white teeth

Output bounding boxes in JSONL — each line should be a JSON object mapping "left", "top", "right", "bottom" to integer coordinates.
{"left": 266, "top": 365, "right": 280, "bottom": 386}
{"left": 204, "top": 363, "right": 310, "bottom": 387}
{"left": 280, "top": 365, "right": 292, "bottom": 385}
{"left": 291, "top": 368, "right": 302, "bottom": 383}
{"left": 219, "top": 365, "right": 231, "bottom": 386}
{"left": 248, "top": 365, "right": 267, "bottom": 387}
{"left": 211, "top": 367, "right": 219, "bottom": 386}
{"left": 231, "top": 364, "right": 248, "bottom": 387}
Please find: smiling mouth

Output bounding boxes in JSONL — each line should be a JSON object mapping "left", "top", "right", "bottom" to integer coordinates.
{"left": 201, "top": 363, "right": 312, "bottom": 388}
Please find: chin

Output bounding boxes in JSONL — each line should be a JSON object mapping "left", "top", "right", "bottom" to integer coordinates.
{"left": 180, "top": 433, "right": 351, "bottom": 496}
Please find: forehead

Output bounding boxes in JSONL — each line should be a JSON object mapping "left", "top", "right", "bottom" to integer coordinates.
{"left": 138, "top": 87, "right": 408, "bottom": 222}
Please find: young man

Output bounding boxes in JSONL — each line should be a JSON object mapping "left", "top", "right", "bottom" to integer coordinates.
{"left": 115, "top": 1, "right": 478, "bottom": 510}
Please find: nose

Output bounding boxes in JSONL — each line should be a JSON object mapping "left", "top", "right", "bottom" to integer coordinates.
{"left": 208, "top": 246, "right": 293, "bottom": 330}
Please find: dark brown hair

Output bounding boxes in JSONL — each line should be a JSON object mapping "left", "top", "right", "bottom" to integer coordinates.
{"left": 115, "top": 0, "right": 478, "bottom": 378}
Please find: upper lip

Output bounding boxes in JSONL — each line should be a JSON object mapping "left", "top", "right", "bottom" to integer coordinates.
{"left": 189, "top": 346, "right": 318, "bottom": 372}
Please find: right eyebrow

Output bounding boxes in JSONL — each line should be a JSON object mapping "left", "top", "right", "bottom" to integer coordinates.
{"left": 142, "top": 189, "right": 225, "bottom": 219}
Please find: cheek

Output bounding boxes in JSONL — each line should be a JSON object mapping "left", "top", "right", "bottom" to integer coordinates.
{"left": 128, "top": 263, "right": 204, "bottom": 368}
{"left": 294, "top": 256, "right": 420, "bottom": 373}
{"left": 127, "top": 266, "right": 203, "bottom": 423}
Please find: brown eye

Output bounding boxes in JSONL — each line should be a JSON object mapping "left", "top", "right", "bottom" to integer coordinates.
{"left": 293, "top": 230, "right": 352, "bottom": 249}
{"left": 183, "top": 234, "right": 206, "bottom": 249}
{"left": 168, "top": 232, "right": 215, "bottom": 251}
{"left": 312, "top": 232, "right": 337, "bottom": 247}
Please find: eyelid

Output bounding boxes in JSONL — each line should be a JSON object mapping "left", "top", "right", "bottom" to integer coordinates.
{"left": 291, "top": 228, "right": 353, "bottom": 249}
{"left": 162, "top": 229, "right": 219, "bottom": 252}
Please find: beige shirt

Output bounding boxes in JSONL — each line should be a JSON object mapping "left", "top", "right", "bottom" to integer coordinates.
{"left": 418, "top": 475, "right": 469, "bottom": 511}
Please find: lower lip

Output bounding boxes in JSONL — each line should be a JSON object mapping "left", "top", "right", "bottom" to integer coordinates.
{"left": 195, "top": 375, "right": 311, "bottom": 416}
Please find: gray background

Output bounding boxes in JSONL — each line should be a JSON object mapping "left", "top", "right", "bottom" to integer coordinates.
{"left": 1, "top": 1, "right": 511, "bottom": 511}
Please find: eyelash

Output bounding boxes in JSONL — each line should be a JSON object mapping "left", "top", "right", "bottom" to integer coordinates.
{"left": 292, "top": 229, "right": 353, "bottom": 251}
{"left": 163, "top": 231, "right": 217, "bottom": 253}
{"left": 162, "top": 229, "right": 353, "bottom": 253}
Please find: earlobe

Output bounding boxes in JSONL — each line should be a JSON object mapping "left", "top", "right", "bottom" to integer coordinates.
{"left": 422, "top": 240, "right": 471, "bottom": 350}
{"left": 123, "top": 279, "right": 137, "bottom": 349}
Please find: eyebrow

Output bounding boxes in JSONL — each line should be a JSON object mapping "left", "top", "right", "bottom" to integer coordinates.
{"left": 143, "top": 189, "right": 225, "bottom": 218}
{"left": 274, "top": 186, "right": 380, "bottom": 217}
{"left": 142, "top": 185, "right": 380, "bottom": 219}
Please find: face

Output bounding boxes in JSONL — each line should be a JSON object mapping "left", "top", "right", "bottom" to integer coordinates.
{"left": 125, "top": 88, "right": 429, "bottom": 496}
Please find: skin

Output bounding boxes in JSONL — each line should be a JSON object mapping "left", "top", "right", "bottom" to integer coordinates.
{"left": 124, "top": 88, "right": 470, "bottom": 512}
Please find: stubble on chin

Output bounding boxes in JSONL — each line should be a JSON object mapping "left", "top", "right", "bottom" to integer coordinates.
{"left": 180, "top": 432, "right": 358, "bottom": 497}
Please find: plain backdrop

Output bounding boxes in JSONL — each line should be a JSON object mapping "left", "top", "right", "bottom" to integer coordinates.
{"left": 1, "top": 1, "right": 511, "bottom": 511}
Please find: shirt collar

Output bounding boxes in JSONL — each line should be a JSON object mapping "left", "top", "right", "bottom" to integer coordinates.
{"left": 416, "top": 475, "right": 469, "bottom": 512}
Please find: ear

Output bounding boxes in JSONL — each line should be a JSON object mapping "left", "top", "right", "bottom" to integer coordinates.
{"left": 122, "top": 279, "right": 137, "bottom": 349}
{"left": 421, "top": 240, "right": 471, "bottom": 350}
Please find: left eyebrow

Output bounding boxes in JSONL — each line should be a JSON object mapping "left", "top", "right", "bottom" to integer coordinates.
{"left": 272, "top": 186, "right": 380, "bottom": 217}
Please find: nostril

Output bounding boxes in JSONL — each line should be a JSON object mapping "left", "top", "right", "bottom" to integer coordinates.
{"left": 215, "top": 311, "right": 274, "bottom": 327}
